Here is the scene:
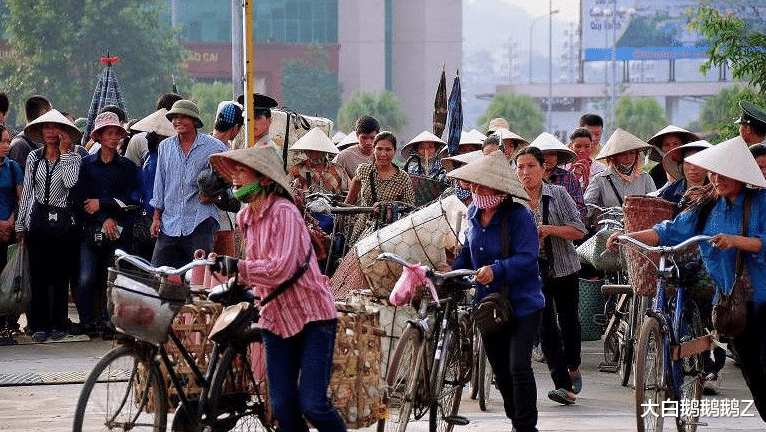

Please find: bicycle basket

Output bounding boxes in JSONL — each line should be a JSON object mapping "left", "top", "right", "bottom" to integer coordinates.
{"left": 622, "top": 195, "right": 675, "bottom": 297}
{"left": 107, "top": 267, "right": 189, "bottom": 345}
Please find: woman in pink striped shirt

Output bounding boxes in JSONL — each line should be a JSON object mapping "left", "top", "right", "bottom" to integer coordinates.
{"left": 210, "top": 146, "right": 345, "bottom": 432}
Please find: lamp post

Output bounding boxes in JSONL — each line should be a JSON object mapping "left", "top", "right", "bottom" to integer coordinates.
{"left": 528, "top": 9, "right": 559, "bottom": 84}
{"left": 547, "top": 0, "right": 553, "bottom": 131}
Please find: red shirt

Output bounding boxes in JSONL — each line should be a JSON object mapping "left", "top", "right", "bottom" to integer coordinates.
{"left": 236, "top": 194, "right": 336, "bottom": 337}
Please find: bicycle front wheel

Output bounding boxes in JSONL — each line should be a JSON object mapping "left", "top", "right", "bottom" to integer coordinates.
{"left": 73, "top": 344, "right": 167, "bottom": 432}
{"left": 204, "top": 344, "right": 274, "bottom": 432}
{"left": 429, "top": 329, "right": 463, "bottom": 432}
{"left": 377, "top": 326, "right": 424, "bottom": 432}
{"left": 476, "top": 338, "right": 493, "bottom": 412}
{"left": 635, "top": 317, "right": 666, "bottom": 432}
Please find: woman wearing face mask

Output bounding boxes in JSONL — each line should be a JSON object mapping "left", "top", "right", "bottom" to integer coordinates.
{"left": 583, "top": 128, "right": 656, "bottom": 225}
{"left": 288, "top": 128, "right": 348, "bottom": 196}
{"left": 450, "top": 150, "right": 544, "bottom": 432}
{"left": 208, "top": 146, "right": 346, "bottom": 432}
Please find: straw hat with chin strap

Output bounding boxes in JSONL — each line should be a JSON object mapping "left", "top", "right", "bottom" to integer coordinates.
{"left": 529, "top": 132, "right": 576, "bottom": 165}
{"left": 336, "top": 131, "right": 359, "bottom": 151}
{"left": 447, "top": 150, "right": 529, "bottom": 201}
{"left": 24, "top": 109, "right": 83, "bottom": 145}
{"left": 209, "top": 146, "right": 295, "bottom": 202}
{"left": 595, "top": 128, "right": 651, "bottom": 160}
{"left": 131, "top": 109, "right": 175, "bottom": 138}
{"left": 661, "top": 140, "right": 712, "bottom": 180}
{"left": 684, "top": 136, "right": 766, "bottom": 188}
{"left": 647, "top": 125, "right": 700, "bottom": 162}
{"left": 400, "top": 131, "right": 446, "bottom": 160}
{"left": 288, "top": 127, "right": 338, "bottom": 155}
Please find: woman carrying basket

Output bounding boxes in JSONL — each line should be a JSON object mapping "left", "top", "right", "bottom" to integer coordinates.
{"left": 607, "top": 137, "right": 766, "bottom": 421}
{"left": 208, "top": 146, "right": 346, "bottom": 432}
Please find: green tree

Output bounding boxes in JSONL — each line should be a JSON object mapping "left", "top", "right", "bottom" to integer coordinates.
{"left": 0, "top": 0, "right": 184, "bottom": 119}
{"left": 614, "top": 96, "right": 667, "bottom": 141}
{"left": 281, "top": 45, "right": 341, "bottom": 122}
{"left": 188, "top": 81, "right": 235, "bottom": 133}
{"left": 476, "top": 92, "right": 545, "bottom": 141}
{"left": 690, "top": 6, "right": 766, "bottom": 92}
{"left": 337, "top": 90, "right": 408, "bottom": 133}
{"left": 697, "top": 85, "right": 766, "bottom": 143}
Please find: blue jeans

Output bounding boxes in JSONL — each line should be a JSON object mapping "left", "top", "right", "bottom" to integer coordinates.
{"left": 261, "top": 319, "right": 346, "bottom": 432}
{"left": 482, "top": 310, "right": 541, "bottom": 432}
{"left": 151, "top": 217, "right": 217, "bottom": 268}
{"left": 77, "top": 239, "right": 122, "bottom": 326}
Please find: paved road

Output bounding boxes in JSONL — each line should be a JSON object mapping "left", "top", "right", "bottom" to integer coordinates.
{"left": 0, "top": 336, "right": 761, "bottom": 432}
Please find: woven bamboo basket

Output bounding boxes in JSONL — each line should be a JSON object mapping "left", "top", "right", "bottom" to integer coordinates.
{"left": 622, "top": 195, "right": 675, "bottom": 297}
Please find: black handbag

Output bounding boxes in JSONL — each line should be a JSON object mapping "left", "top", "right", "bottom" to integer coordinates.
{"left": 27, "top": 153, "right": 76, "bottom": 236}
{"left": 474, "top": 207, "right": 513, "bottom": 335}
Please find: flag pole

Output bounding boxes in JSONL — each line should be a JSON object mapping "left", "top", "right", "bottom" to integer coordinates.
{"left": 243, "top": 0, "right": 256, "bottom": 147}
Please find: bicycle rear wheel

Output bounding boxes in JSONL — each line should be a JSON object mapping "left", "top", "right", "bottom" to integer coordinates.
{"left": 476, "top": 338, "right": 493, "bottom": 412}
{"left": 635, "top": 317, "right": 666, "bottom": 432}
{"left": 204, "top": 344, "right": 274, "bottom": 432}
{"left": 429, "top": 329, "right": 463, "bottom": 432}
{"left": 378, "top": 326, "right": 424, "bottom": 432}
{"left": 619, "top": 318, "right": 633, "bottom": 387}
{"left": 469, "top": 332, "right": 480, "bottom": 400}
{"left": 73, "top": 344, "right": 167, "bottom": 432}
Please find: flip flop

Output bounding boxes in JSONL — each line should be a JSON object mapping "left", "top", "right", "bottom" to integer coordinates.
{"left": 548, "top": 388, "right": 576, "bottom": 405}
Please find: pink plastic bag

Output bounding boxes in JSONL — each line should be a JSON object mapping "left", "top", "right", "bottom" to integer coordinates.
{"left": 389, "top": 263, "right": 438, "bottom": 306}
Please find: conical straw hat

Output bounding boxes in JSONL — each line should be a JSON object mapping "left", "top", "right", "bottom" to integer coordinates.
{"left": 401, "top": 130, "right": 446, "bottom": 159}
{"left": 530, "top": 132, "right": 576, "bottom": 165}
{"left": 487, "top": 117, "right": 510, "bottom": 134}
{"left": 336, "top": 131, "right": 358, "bottom": 150}
{"left": 447, "top": 150, "right": 529, "bottom": 201}
{"left": 647, "top": 125, "right": 700, "bottom": 162}
{"left": 130, "top": 109, "right": 175, "bottom": 137}
{"left": 441, "top": 149, "right": 483, "bottom": 172}
{"left": 289, "top": 127, "right": 338, "bottom": 155}
{"left": 24, "top": 109, "right": 83, "bottom": 144}
{"left": 684, "top": 136, "right": 766, "bottom": 188}
{"left": 209, "top": 146, "right": 294, "bottom": 201}
{"left": 661, "top": 140, "right": 712, "bottom": 180}
{"left": 493, "top": 128, "right": 529, "bottom": 146}
{"left": 331, "top": 131, "right": 346, "bottom": 145}
{"left": 595, "top": 128, "right": 651, "bottom": 160}
{"left": 468, "top": 129, "right": 487, "bottom": 142}
{"left": 438, "top": 131, "right": 484, "bottom": 159}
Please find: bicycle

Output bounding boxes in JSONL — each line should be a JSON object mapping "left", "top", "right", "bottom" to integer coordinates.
{"left": 616, "top": 235, "right": 716, "bottom": 432}
{"left": 375, "top": 252, "right": 476, "bottom": 432}
{"left": 72, "top": 249, "right": 275, "bottom": 432}
{"left": 469, "top": 323, "right": 493, "bottom": 412}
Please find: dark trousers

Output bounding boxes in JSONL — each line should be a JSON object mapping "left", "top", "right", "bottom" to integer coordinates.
{"left": 731, "top": 304, "right": 766, "bottom": 422}
{"left": 539, "top": 272, "right": 581, "bottom": 391}
{"left": 77, "top": 239, "right": 123, "bottom": 326}
{"left": 482, "top": 310, "right": 541, "bottom": 432}
{"left": 151, "top": 217, "right": 217, "bottom": 268}
{"left": 26, "top": 231, "right": 74, "bottom": 333}
{"left": 261, "top": 319, "right": 347, "bottom": 432}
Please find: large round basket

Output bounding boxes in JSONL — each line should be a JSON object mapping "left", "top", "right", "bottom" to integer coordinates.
{"left": 622, "top": 195, "right": 675, "bottom": 297}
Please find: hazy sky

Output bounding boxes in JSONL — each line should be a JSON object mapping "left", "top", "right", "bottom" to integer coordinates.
{"left": 494, "top": 0, "right": 580, "bottom": 22}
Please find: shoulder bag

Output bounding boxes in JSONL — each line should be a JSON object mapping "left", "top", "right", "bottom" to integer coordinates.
{"left": 474, "top": 206, "right": 514, "bottom": 334}
{"left": 28, "top": 151, "right": 77, "bottom": 236}
{"left": 711, "top": 190, "right": 753, "bottom": 338}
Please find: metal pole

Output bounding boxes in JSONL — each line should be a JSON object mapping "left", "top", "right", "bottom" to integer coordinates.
{"left": 547, "top": 0, "right": 553, "bottom": 131}
{"left": 244, "top": 0, "right": 256, "bottom": 147}
{"left": 231, "top": 0, "right": 243, "bottom": 98}
{"left": 611, "top": 13, "right": 616, "bottom": 133}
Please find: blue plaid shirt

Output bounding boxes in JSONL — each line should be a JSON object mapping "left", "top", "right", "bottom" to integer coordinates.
{"left": 548, "top": 166, "right": 586, "bottom": 220}
{"left": 150, "top": 133, "right": 227, "bottom": 236}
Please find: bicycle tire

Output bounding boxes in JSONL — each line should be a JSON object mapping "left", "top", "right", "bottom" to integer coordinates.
{"left": 377, "top": 326, "right": 424, "bottom": 432}
{"left": 73, "top": 344, "right": 167, "bottom": 432}
{"left": 469, "top": 332, "right": 480, "bottom": 400}
{"left": 635, "top": 317, "right": 666, "bottom": 432}
{"left": 204, "top": 344, "right": 275, "bottom": 432}
{"left": 429, "top": 330, "right": 463, "bottom": 432}
{"left": 477, "top": 338, "right": 493, "bottom": 412}
{"left": 618, "top": 318, "right": 633, "bottom": 387}
{"left": 675, "top": 303, "right": 704, "bottom": 432}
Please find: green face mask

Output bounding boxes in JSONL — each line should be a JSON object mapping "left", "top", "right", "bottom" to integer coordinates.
{"left": 232, "top": 180, "right": 263, "bottom": 201}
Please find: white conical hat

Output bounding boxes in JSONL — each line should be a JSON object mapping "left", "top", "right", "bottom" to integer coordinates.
{"left": 401, "top": 130, "right": 446, "bottom": 159}
{"left": 447, "top": 150, "right": 529, "bottom": 201}
{"left": 331, "top": 131, "right": 346, "bottom": 145}
{"left": 24, "top": 109, "right": 83, "bottom": 144}
{"left": 130, "top": 108, "right": 175, "bottom": 137}
{"left": 289, "top": 127, "right": 338, "bottom": 155}
{"left": 530, "top": 132, "right": 576, "bottom": 165}
{"left": 492, "top": 127, "right": 529, "bottom": 146}
{"left": 684, "top": 136, "right": 766, "bottom": 188}
{"left": 437, "top": 131, "right": 484, "bottom": 159}
{"left": 336, "top": 131, "right": 358, "bottom": 150}
{"left": 647, "top": 125, "right": 700, "bottom": 162}
{"left": 209, "top": 146, "right": 294, "bottom": 201}
{"left": 661, "top": 140, "right": 712, "bottom": 180}
{"left": 468, "top": 129, "right": 488, "bottom": 142}
{"left": 441, "top": 149, "right": 483, "bottom": 172}
{"left": 595, "top": 128, "right": 651, "bottom": 160}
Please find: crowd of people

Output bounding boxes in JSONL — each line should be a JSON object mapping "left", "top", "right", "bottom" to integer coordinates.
{"left": 1, "top": 87, "right": 766, "bottom": 431}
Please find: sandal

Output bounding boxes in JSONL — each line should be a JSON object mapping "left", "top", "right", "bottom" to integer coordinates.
{"left": 570, "top": 370, "right": 583, "bottom": 394}
{"left": 548, "top": 388, "right": 576, "bottom": 405}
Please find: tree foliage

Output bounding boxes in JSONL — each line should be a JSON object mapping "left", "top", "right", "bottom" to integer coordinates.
{"left": 188, "top": 81, "right": 235, "bottom": 133}
{"left": 476, "top": 92, "right": 545, "bottom": 141}
{"left": 614, "top": 96, "right": 667, "bottom": 141}
{"left": 690, "top": 6, "right": 766, "bottom": 92}
{"left": 281, "top": 45, "right": 341, "bottom": 122}
{"left": 0, "top": 0, "right": 184, "bottom": 120}
{"left": 337, "top": 90, "right": 408, "bottom": 133}
{"left": 696, "top": 85, "right": 766, "bottom": 143}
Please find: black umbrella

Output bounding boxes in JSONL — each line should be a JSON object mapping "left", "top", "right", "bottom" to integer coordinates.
{"left": 81, "top": 55, "right": 128, "bottom": 145}
{"left": 446, "top": 70, "right": 462, "bottom": 156}
{"left": 433, "top": 65, "right": 447, "bottom": 138}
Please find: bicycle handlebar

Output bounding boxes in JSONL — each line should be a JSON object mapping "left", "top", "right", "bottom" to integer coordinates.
{"left": 113, "top": 249, "right": 214, "bottom": 277}
{"left": 616, "top": 234, "right": 712, "bottom": 254}
{"left": 376, "top": 252, "right": 477, "bottom": 280}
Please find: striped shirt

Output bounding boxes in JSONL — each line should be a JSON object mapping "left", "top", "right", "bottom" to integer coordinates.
{"left": 537, "top": 183, "right": 587, "bottom": 278}
{"left": 236, "top": 194, "right": 337, "bottom": 338}
{"left": 15, "top": 149, "right": 81, "bottom": 232}
{"left": 150, "top": 133, "right": 227, "bottom": 236}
